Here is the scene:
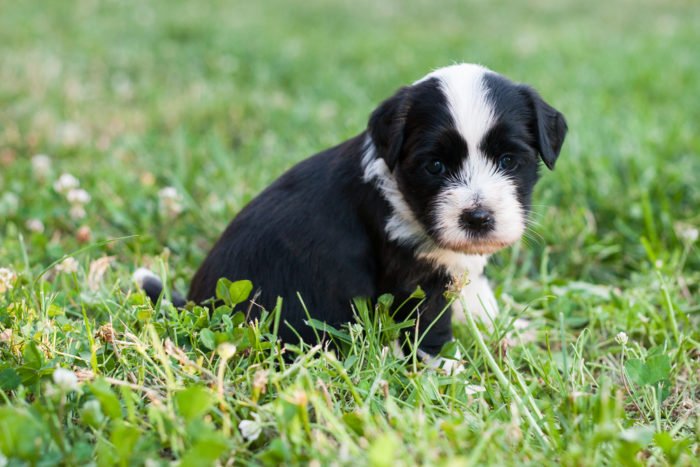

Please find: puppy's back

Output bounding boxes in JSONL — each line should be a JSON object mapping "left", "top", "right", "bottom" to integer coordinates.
{"left": 187, "top": 136, "right": 378, "bottom": 343}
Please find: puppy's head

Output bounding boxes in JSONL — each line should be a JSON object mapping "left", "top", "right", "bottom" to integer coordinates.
{"left": 365, "top": 63, "right": 567, "bottom": 255}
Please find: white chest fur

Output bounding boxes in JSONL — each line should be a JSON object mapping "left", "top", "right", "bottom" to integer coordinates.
{"left": 417, "top": 248, "right": 499, "bottom": 323}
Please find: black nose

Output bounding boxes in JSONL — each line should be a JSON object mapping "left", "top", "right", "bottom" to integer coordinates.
{"left": 460, "top": 209, "right": 495, "bottom": 232}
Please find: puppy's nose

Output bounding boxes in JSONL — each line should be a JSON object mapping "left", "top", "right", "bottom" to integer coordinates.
{"left": 460, "top": 209, "right": 495, "bottom": 232}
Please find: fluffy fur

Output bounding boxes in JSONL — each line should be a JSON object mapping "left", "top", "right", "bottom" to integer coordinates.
{"left": 136, "top": 63, "right": 567, "bottom": 359}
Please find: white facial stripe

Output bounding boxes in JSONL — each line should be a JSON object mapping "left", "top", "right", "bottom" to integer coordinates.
{"left": 422, "top": 63, "right": 497, "bottom": 157}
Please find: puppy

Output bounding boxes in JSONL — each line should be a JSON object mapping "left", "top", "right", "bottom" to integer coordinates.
{"left": 137, "top": 63, "right": 567, "bottom": 361}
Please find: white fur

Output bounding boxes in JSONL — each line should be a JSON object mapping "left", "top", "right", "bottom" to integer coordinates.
{"left": 420, "top": 63, "right": 496, "bottom": 155}
{"left": 362, "top": 138, "right": 429, "bottom": 246}
{"left": 416, "top": 247, "right": 487, "bottom": 278}
{"left": 453, "top": 272, "right": 499, "bottom": 324}
{"left": 417, "top": 346, "right": 465, "bottom": 374}
{"left": 362, "top": 64, "right": 529, "bottom": 326}
{"left": 415, "top": 250, "right": 499, "bottom": 323}
{"left": 433, "top": 155, "right": 525, "bottom": 251}
{"left": 133, "top": 267, "right": 159, "bottom": 288}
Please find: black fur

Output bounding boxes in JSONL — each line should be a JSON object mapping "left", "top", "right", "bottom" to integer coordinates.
{"left": 144, "top": 66, "right": 568, "bottom": 357}
{"left": 140, "top": 275, "right": 186, "bottom": 308}
{"left": 187, "top": 134, "right": 452, "bottom": 352}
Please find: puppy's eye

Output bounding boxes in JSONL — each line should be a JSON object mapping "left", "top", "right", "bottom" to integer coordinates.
{"left": 426, "top": 159, "right": 445, "bottom": 175}
{"left": 498, "top": 154, "right": 519, "bottom": 172}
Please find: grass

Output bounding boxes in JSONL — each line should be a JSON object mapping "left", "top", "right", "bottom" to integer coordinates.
{"left": 1, "top": 0, "right": 699, "bottom": 464}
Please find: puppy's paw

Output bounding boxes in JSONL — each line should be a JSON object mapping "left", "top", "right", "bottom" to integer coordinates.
{"left": 417, "top": 347, "right": 465, "bottom": 375}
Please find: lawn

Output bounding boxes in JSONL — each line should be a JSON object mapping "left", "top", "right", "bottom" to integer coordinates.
{"left": 1, "top": 0, "right": 699, "bottom": 464}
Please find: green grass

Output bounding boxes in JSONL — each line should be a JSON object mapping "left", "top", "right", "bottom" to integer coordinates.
{"left": 1, "top": 0, "right": 699, "bottom": 464}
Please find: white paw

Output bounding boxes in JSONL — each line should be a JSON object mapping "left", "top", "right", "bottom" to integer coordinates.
{"left": 417, "top": 347, "right": 465, "bottom": 375}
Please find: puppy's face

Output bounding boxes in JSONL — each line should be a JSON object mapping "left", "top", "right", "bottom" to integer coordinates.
{"left": 366, "top": 64, "right": 567, "bottom": 255}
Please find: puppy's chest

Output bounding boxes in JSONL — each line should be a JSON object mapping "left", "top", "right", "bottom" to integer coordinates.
{"left": 419, "top": 249, "right": 489, "bottom": 284}
{"left": 377, "top": 244, "right": 485, "bottom": 299}
{"left": 375, "top": 246, "right": 436, "bottom": 295}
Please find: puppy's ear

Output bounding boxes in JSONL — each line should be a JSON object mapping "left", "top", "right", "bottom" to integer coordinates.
{"left": 368, "top": 86, "right": 411, "bottom": 170}
{"left": 521, "top": 86, "right": 568, "bottom": 170}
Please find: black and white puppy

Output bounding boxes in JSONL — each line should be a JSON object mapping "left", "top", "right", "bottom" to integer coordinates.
{"left": 136, "top": 63, "right": 567, "bottom": 363}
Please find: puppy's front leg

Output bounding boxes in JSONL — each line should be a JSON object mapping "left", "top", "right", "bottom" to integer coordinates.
{"left": 452, "top": 273, "right": 499, "bottom": 324}
{"left": 412, "top": 297, "right": 465, "bottom": 374}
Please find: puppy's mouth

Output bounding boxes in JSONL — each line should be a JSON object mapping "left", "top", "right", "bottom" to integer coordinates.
{"left": 440, "top": 238, "right": 513, "bottom": 255}
{"left": 457, "top": 241, "right": 511, "bottom": 255}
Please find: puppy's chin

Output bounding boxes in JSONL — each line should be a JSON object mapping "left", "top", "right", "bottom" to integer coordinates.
{"left": 440, "top": 238, "right": 513, "bottom": 255}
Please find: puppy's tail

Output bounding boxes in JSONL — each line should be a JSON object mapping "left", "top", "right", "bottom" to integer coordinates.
{"left": 133, "top": 268, "right": 186, "bottom": 308}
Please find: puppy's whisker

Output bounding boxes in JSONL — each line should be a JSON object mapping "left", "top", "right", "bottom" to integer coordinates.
{"left": 525, "top": 219, "right": 543, "bottom": 229}
{"left": 524, "top": 231, "right": 544, "bottom": 244}
{"left": 526, "top": 210, "right": 547, "bottom": 219}
{"left": 524, "top": 218, "right": 543, "bottom": 231}
{"left": 522, "top": 227, "right": 545, "bottom": 245}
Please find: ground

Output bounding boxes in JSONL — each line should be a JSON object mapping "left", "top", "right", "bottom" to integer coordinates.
{"left": 0, "top": 0, "right": 699, "bottom": 465}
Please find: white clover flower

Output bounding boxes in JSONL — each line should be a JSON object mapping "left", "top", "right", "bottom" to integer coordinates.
{"left": 31, "top": 154, "right": 52, "bottom": 179}
{"left": 66, "top": 188, "right": 91, "bottom": 205}
{"left": 158, "top": 186, "right": 179, "bottom": 200}
{"left": 56, "top": 257, "right": 79, "bottom": 274}
{"left": 26, "top": 218, "right": 45, "bottom": 233}
{"left": 70, "top": 205, "right": 87, "bottom": 220}
{"left": 615, "top": 331, "right": 628, "bottom": 346}
{"left": 56, "top": 122, "right": 84, "bottom": 147}
{"left": 54, "top": 173, "right": 80, "bottom": 194}
{"left": 217, "top": 343, "right": 237, "bottom": 360}
{"left": 112, "top": 74, "right": 134, "bottom": 99}
{"left": 80, "top": 398, "right": 104, "bottom": 427}
{"left": 1, "top": 192, "right": 19, "bottom": 215}
{"left": 158, "top": 186, "right": 183, "bottom": 217}
{"left": 239, "top": 413, "right": 262, "bottom": 441}
{"left": 53, "top": 368, "right": 80, "bottom": 392}
{"left": 678, "top": 225, "right": 699, "bottom": 245}
{"left": 0, "top": 268, "right": 17, "bottom": 294}
{"left": 83, "top": 399, "right": 101, "bottom": 413}
{"left": 0, "top": 451, "right": 7, "bottom": 467}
